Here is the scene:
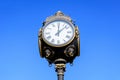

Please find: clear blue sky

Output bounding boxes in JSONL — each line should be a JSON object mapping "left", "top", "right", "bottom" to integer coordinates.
{"left": 0, "top": 0, "right": 120, "bottom": 80}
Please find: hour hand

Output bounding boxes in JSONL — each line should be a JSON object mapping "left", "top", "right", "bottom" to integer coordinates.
{"left": 55, "top": 26, "right": 66, "bottom": 36}
{"left": 56, "top": 23, "right": 60, "bottom": 36}
{"left": 57, "top": 23, "right": 60, "bottom": 36}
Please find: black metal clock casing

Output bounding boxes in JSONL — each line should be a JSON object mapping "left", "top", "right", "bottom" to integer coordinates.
{"left": 38, "top": 11, "right": 80, "bottom": 64}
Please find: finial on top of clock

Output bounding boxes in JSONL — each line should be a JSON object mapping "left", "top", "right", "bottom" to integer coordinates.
{"left": 55, "top": 11, "right": 64, "bottom": 16}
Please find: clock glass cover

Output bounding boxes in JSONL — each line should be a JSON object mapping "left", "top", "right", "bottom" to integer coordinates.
{"left": 42, "top": 20, "right": 75, "bottom": 47}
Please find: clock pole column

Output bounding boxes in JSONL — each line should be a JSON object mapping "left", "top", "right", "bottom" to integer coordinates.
{"left": 54, "top": 58, "right": 66, "bottom": 80}
{"left": 55, "top": 63, "right": 65, "bottom": 80}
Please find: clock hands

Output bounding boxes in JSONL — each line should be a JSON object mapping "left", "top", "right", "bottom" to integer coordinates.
{"left": 55, "top": 25, "right": 67, "bottom": 36}
{"left": 57, "top": 23, "right": 60, "bottom": 36}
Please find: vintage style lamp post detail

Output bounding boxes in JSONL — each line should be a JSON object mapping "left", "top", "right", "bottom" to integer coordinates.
{"left": 38, "top": 11, "right": 80, "bottom": 80}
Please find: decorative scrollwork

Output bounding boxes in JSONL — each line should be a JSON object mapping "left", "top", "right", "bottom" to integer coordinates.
{"left": 38, "top": 28, "right": 42, "bottom": 40}
{"left": 64, "top": 45, "right": 75, "bottom": 57}
{"left": 75, "top": 26, "right": 79, "bottom": 39}
{"left": 43, "top": 47, "right": 54, "bottom": 58}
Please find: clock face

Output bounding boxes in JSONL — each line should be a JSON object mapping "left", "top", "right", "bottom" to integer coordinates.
{"left": 42, "top": 20, "right": 75, "bottom": 47}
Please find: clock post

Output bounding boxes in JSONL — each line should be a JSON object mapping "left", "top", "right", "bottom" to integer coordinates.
{"left": 38, "top": 11, "right": 80, "bottom": 80}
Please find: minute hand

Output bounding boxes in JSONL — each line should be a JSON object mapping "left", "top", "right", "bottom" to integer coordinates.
{"left": 55, "top": 26, "right": 67, "bottom": 36}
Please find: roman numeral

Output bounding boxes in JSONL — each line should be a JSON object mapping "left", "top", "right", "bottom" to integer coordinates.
{"left": 47, "top": 28, "right": 51, "bottom": 30}
{"left": 47, "top": 36, "right": 51, "bottom": 39}
{"left": 62, "top": 23, "right": 65, "bottom": 27}
{"left": 66, "top": 35, "right": 70, "bottom": 38}
{"left": 51, "top": 39, "right": 54, "bottom": 43}
{"left": 52, "top": 24, "right": 55, "bottom": 27}
{"left": 67, "top": 31, "right": 72, "bottom": 33}
{"left": 45, "top": 32, "right": 50, "bottom": 34}
{"left": 65, "top": 25, "right": 69, "bottom": 29}
{"left": 57, "top": 40, "right": 60, "bottom": 44}
{"left": 63, "top": 39, "right": 66, "bottom": 42}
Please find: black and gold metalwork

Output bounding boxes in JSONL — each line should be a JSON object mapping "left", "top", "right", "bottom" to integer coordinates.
{"left": 38, "top": 11, "right": 80, "bottom": 80}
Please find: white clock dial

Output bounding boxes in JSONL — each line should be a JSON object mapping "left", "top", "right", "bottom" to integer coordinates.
{"left": 42, "top": 20, "right": 75, "bottom": 47}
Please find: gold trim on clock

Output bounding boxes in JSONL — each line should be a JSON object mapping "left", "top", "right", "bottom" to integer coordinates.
{"left": 75, "top": 26, "right": 80, "bottom": 56}
{"left": 38, "top": 28, "right": 44, "bottom": 57}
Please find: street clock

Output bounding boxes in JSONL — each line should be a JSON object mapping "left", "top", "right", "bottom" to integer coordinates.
{"left": 38, "top": 11, "right": 80, "bottom": 80}
{"left": 38, "top": 11, "right": 80, "bottom": 64}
